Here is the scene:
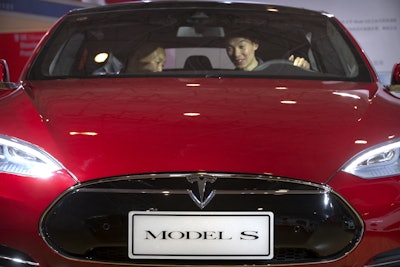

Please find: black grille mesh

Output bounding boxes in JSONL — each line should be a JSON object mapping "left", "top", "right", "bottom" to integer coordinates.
{"left": 41, "top": 173, "right": 363, "bottom": 265}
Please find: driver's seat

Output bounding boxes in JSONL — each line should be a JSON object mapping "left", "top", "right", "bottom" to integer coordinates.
{"left": 184, "top": 55, "right": 212, "bottom": 70}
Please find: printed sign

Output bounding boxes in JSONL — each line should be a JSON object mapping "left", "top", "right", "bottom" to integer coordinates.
{"left": 128, "top": 211, "right": 274, "bottom": 260}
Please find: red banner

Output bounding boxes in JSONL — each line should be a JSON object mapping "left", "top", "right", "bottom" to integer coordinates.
{"left": 0, "top": 32, "right": 45, "bottom": 81}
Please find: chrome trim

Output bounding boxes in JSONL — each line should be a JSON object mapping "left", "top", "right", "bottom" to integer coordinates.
{"left": 186, "top": 173, "right": 217, "bottom": 209}
{"left": 188, "top": 188, "right": 216, "bottom": 209}
{"left": 76, "top": 172, "right": 330, "bottom": 195}
{"left": 0, "top": 255, "right": 39, "bottom": 267}
{"left": 78, "top": 187, "right": 329, "bottom": 195}
{"left": 73, "top": 172, "right": 330, "bottom": 190}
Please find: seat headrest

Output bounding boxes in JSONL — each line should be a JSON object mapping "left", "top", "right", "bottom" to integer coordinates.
{"left": 183, "top": 55, "right": 212, "bottom": 70}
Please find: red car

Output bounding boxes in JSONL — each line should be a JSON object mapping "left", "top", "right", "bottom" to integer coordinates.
{"left": 1, "top": 1, "right": 400, "bottom": 267}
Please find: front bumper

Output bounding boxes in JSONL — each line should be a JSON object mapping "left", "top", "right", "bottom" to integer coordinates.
{"left": 1, "top": 172, "right": 400, "bottom": 267}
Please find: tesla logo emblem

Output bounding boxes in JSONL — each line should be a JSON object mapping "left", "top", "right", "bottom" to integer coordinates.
{"left": 186, "top": 174, "right": 217, "bottom": 209}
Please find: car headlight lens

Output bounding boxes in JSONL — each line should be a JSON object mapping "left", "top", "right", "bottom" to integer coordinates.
{"left": 342, "top": 139, "right": 400, "bottom": 179}
{"left": 0, "top": 135, "right": 63, "bottom": 178}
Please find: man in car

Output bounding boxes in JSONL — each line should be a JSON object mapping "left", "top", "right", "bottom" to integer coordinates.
{"left": 226, "top": 36, "right": 310, "bottom": 71}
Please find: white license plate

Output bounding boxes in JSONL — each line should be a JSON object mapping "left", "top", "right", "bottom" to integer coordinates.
{"left": 128, "top": 211, "right": 274, "bottom": 260}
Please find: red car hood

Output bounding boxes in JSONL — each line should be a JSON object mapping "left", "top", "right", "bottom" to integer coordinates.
{"left": 25, "top": 78, "right": 377, "bottom": 183}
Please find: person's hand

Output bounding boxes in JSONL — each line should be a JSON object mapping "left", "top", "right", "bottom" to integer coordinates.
{"left": 289, "top": 55, "right": 310, "bottom": 70}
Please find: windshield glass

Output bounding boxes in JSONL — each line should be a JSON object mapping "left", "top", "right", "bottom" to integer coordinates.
{"left": 27, "top": 4, "right": 371, "bottom": 81}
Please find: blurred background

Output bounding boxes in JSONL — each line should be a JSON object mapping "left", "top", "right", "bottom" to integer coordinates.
{"left": 0, "top": 0, "right": 399, "bottom": 84}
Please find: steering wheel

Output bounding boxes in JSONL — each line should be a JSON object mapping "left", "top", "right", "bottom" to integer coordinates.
{"left": 253, "top": 59, "right": 294, "bottom": 71}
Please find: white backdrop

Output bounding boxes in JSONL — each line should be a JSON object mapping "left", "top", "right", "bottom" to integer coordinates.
{"left": 253, "top": 0, "right": 400, "bottom": 85}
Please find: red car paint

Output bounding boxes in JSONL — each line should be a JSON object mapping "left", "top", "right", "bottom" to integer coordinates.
{"left": 1, "top": 2, "right": 400, "bottom": 267}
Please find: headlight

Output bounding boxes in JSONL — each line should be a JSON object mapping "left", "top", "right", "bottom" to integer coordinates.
{"left": 342, "top": 139, "right": 400, "bottom": 179}
{"left": 0, "top": 135, "right": 63, "bottom": 178}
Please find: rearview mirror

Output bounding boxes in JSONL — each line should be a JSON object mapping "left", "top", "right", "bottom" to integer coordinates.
{"left": 389, "top": 63, "right": 400, "bottom": 92}
{"left": 177, "top": 26, "right": 225, "bottom": 37}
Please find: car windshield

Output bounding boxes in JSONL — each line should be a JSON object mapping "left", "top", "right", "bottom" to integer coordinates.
{"left": 27, "top": 3, "right": 371, "bottom": 81}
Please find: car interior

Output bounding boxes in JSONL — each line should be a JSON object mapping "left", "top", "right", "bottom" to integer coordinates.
{"left": 29, "top": 8, "right": 370, "bottom": 82}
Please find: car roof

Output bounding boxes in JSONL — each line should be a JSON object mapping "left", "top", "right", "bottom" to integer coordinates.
{"left": 67, "top": 0, "right": 330, "bottom": 18}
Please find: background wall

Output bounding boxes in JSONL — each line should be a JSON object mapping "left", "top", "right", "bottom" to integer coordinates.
{"left": 0, "top": 0, "right": 399, "bottom": 84}
{"left": 273, "top": 0, "right": 400, "bottom": 85}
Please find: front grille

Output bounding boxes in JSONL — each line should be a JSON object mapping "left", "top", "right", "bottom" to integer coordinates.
{"left": 85, "top": 247, "right": 315, "bottom": 263}
{"left": 41, "top": 173, "right": 363, "bottom": 265}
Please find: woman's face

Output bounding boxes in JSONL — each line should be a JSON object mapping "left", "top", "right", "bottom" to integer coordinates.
{"left": 138, "top": 47, "right": 166, "bottom": 72}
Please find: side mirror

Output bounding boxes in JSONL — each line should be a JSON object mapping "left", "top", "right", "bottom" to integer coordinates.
{"left": 389, "top": 63, "right": 400, "bottom": 92}
{"left": 0, "top": 59, "right": 18, "bottom": 90}
{"left": 0, "top": 59, "right": 10, "bottom": 83}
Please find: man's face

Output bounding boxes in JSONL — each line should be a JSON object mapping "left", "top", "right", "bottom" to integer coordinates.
{"left": 226, "top": 37, "right": 259, "bottom": 71}
{"left": 139, "top": 47, "right": 166, "bottom": 72}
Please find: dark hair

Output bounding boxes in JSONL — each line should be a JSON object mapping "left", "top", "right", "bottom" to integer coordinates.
{"left": 225, "top": 30, "right": 259, "bottom": 44}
